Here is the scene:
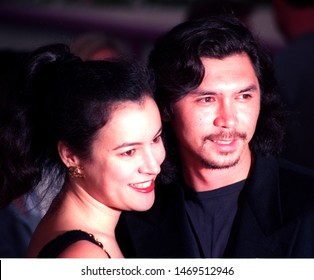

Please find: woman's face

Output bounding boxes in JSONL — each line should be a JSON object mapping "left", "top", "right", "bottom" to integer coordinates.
{"left": 80, "top": 95, "right": 165, "bottom": 212}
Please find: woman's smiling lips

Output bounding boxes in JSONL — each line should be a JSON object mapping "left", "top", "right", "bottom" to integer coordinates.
{"left": 128, "top": 180, "right": 155, "bottom": 193}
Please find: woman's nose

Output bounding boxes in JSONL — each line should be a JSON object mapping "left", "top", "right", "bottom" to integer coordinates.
{"left": 138, "top": 150, "right": 161, "bottom": 175}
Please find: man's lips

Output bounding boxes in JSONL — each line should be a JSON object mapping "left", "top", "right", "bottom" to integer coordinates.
{"left": 211, "top": 139, "right": 235, "bottom": 145}
{"left": 128, "top": 180, "right": 155, "bottom": 193}
{"left": 205, "top": 132, "right": 247, "bottom": 145}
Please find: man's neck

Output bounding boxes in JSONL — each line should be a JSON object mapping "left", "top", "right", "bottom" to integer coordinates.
{"left": 182, "top": 153, "right": 253, "bottom": 192}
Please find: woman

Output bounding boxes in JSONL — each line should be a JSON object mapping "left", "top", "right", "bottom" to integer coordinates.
{"left": 0, "top": 43, "right": 165, "bottom": 258}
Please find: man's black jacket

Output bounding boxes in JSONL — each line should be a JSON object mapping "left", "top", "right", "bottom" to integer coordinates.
{"left": 116, "top": 156, "right": 314, "bottom": 258}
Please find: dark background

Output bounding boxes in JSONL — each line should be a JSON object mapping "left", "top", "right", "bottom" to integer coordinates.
{"left": 0, "top": 0, "right": 284, "bottom": 60}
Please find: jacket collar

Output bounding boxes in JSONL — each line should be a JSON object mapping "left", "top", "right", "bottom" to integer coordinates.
{"left": 144, "top": 155, "right": 300, "bottom": 257}
{"left": 244, "top": 155, "right": 284, "bottom": 235}
{"left": 224, "top": 155, "right": 300, "bottom": 257}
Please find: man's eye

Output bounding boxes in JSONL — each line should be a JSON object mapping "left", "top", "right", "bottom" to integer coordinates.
{"left": 239, "top": 94, "right": 252, "bottom": 100}
{"left": 121, "top": 149, "right": 136, "bottom": 157}
{"left": 152, "top": 135, "right": 162, "bottom": 144}
{"left": 199, "top": 96, "right": 214, "bottom": 103}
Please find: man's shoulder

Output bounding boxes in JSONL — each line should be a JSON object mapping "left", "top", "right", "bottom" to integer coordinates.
{"left": 251, "top": 155, "right": 314, "bottom": 221}
{"left": 252, "top": 155, "right": 314, "bottom": 200}
{"left": 277, "top": 158, "right": 314, "bottom": 215}
{"left": 278, "top": 158, "right": 314, "bottom": 185}
{"left": 254, "top": 155, "right": 314, "bottom": 183}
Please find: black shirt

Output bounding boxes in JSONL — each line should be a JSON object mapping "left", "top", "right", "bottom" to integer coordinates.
{"left": 184, "top": 180, "right": 245, "bottom": 257}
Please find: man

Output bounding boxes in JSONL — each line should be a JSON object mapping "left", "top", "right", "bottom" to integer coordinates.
{"left": 116, "top": 15, "right": 314, "bottom": 258}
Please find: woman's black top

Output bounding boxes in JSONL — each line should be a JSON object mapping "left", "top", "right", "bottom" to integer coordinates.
{"left": 37, "top": 229, "right": 111, "bottom": 258}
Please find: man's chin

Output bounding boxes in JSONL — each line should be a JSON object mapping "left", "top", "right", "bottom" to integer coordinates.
{"left": 200, "top": 157, "right": 240, "bottom": 170}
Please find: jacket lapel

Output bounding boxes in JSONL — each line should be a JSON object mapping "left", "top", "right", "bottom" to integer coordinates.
{"left": 225, "top": 156, "right": 300, "bottom": 257}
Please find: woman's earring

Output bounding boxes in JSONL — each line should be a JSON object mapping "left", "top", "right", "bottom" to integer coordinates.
{"left": 68, "top": 166, "right": 85, "bottom": 178}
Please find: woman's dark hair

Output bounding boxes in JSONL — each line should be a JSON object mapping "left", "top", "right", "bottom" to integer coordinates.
{"left": 0, "top": 43, "right": 154, "bottom": 208}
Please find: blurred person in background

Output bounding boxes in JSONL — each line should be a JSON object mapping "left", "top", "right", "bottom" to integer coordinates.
{"left": 70, "top": 32, "right": 128, "bottom": 61}
{"left": 272, "top": 0, "right": 314, "bottom": 169}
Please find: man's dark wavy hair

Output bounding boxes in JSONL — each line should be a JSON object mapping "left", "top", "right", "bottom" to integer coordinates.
{"left": 148, "top": 15, "right": 287, "bottom": 184}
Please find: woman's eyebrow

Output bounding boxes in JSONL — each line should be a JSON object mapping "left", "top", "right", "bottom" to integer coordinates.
{"left": 113, "top": 126, "right": 162, "bottom": 151}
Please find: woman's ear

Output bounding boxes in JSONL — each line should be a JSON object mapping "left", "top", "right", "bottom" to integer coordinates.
{"left": 57, "top": 141, "right": 80, "bottom": 167}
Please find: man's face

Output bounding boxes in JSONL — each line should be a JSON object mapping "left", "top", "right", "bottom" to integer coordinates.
{"left": 171, "top": 53, "right": 260, "bottom": 170}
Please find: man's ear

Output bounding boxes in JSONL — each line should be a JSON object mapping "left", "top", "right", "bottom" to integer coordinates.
{"left": 57, "top": 141, "right": 80, "bottom": 167}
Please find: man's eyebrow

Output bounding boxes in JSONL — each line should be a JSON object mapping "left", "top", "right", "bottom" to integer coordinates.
{"left": 113, "top": 126, "right": 162, "bottom": 151}
{"left": 190, "top": 89, "right": 217, "bottom": 96}
{"left": 239, "top": 84, "right": 258, "bottom": 93}
{"left": 190, "top": 84, "right": 258, "bottom": 95}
